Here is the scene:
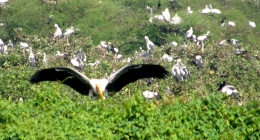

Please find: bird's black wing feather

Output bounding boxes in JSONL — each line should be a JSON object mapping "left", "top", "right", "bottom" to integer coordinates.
{"left": 29, "top": 67, "right": 91, "bottom": 95}
{"left": 106, "top": 64, "right": 169, "bottom": 93}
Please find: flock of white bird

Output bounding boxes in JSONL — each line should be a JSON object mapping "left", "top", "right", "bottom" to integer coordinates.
{"left": 0, "top": 2, "right": 257, "bottom": 102}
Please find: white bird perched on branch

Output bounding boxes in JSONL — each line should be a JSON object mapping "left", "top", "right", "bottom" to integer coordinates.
{"left": 248, "top": 20, "right": 256, "bottom": 28}
{"left": 63, "top": 26, "right": 74, "bottom": 46}
{"left": 29, "top": 64, "right": 170, "bottom": 100}
{"left": 228, "top": 21, "right": 236, "bottom": 27}
{"left": 53, "top": 23, "right": 63, "bottom": 44}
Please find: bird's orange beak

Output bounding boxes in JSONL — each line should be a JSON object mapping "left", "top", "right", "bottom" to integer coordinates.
{"left": 96, "top": 84, "right": 105, "bottom": 100}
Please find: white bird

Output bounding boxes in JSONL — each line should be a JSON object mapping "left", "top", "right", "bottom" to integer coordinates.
{"left": 63, "top": 26, "right": 75, "bottom": 46}
{"left": 194, "top": 55, "right": 203, "bottom": 69}
{"left": 162, "top": 8, "right": 171, "bottom": 22}
{"left": 218, "top": 81, "right": 239, "bottom": 98}
{"left": 122, "top": 57, "right": 131, "bottom": 63}
{"left": 88, "top": 60, "right": 100, "bottom": 67}
{"left": 228, "top": 21, "right": 236, "bottom": 27}
{"left": 43, "top": 52, "right": 47, "bottom": 65}
{"left": 29, "top": 64, "right": 170, "bottom": 100}
{"left": 179, "top": 61, "right": 190, "bottom": 80}
{"left": 227, "top": 39, "right": 240, "bottom": 46}
{"left": 0, "top": 39, "right": 4, "bottom": 47}
{"left": 56, "top": 51, "right": 65, "bottom": 57}
{"left": 7, "top": 40, "right": 13, "bottom": 49}
{"left": 209, "top": 4, "right": 221, "bottom": 14}
{"left": 161, "top": 54, "right": 173, "bottom": 62}
{"left": 187, "top": 6, "right": 193, "bottom": 14}
{"left": 197, "top": 31, "right": 210, "bottom": 53}
{"left": 53, "top": 23, "right": 63, "bottom": 44}
{"left": 218, "top": 39, "right": 229, "bottom": 47}
{"left": 71, "top": 55, "right": 84, "bottom": 71}
{"left": 142, "top": 90, "right": 160, "bottom": 99}
{"left": 201, "top": 5, "right": 211, "bottom": 14}
{"left": 170, "top": 14, "right": 182, "bottom": 25}
{"left": 0, "top": 0, "right": 8, "bottom": 5}
{"left": 248, "top": 20, "right": 256, "bottom": 28}
{"left": 28, "top": 47, "right": 36, "bottom": 67}
{"left": 170, "top": 41, "right": 178, "bottom": 47}
{"left": 20, "top": 42, "right": 29, "bottom": 49}
{"left": 185, "top": 27, "right": 193, "bottom": 40}
{"left": 171, "top": 65, "right": 183, "bottom": 82}
{"left": 144, "top": 36, "right": 155, "bottom": 54}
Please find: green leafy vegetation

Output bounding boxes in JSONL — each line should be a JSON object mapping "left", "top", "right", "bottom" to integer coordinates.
{"left": 0, "top": 0, "right": 260, "bottom": 139}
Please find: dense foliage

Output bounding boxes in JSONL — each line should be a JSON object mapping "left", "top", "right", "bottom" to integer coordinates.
{"left": 0, "top": 0, "right": 260, "bottom": 139}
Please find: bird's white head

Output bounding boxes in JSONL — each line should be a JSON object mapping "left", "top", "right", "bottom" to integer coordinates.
{"left": 96, "top": 84, "right": 105, "bottom": 100}
{"left": 144, "top": 36, "right": 149, "bottom": 41}
{"left": 54, "top": 23, "right": 58, "bottom": 27}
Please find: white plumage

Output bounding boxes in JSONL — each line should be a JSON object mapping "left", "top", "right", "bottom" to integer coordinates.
{"left": 218, "top": 81, "right": 239, "bottom": 97}
{"left": 43, "top": 52, "right": 47, "bottom": 65}
{"left": 187, "top": 6, "right": 193, "bottom": 14}
{"left": 228, "top": 21, "right": 236, "bottom": 27}
{"left": 28, "top": 47, "right": 36, "bottom": 67}
{"left": 170, "top": 14, "right": 182, "bottom": 25}
{"left": 185, "top": 27, "right": 193, "bottom": 39}
{"left": 144, "top": 36, "right": 155, "bottom": 53}
{"left": 201, "top": 5, "right": 211, "bottom": 14}
{"left": 209, "top": 4, "right": 221, "bottom": 14}
{"left": 63, "top": 26, "right": 74, "bottom": 45}
{"left": 170, "top": 41, "right": 178, "bottom": 47}
{"left": 162, "top": 8, "right": 171, "bottom": 22}
{"left": 54, "top": 23, "right": 62, "bottom": 42}
{"left": 248, "top": 20, "right": 256, "bottom": 28}
{"left": 142, "top": 90, "right": 159, "bottom": 99}
{"left": 194, "top": 55, "right": 202, "bottom": 69}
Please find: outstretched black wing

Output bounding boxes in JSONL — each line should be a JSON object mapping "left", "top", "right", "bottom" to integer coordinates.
{"left": 29, "top": 67, "right": 91, "bottom": 95}
{"left": 106, "top": 64, "right": 169, "bottom": 93}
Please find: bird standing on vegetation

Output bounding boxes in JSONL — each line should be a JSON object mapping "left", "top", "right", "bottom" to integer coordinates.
{"left": 228, "top": 21, "right": 235, "bottom": 27}
{"left": 162, "top": 8, "right": 171, "bottom": 22}
{"left": 248, "top": 20, "right": 256, "bottom": 28}
{"left": 71, "top": 55, "right": 85, "bottom": 71}
{"left": 53, "top": 23, "right": 63, "bottom": 44}
{"left": 144, "top": 36, "right": 155, "bottom": 55}
{"left": 197, "top": 31, "right": 210, "bottom": 53}
{"left": 201, "top": 5, "right": 211, "bottom": 14}
{"left": 28, "top": 47, "right": 36, "bottom": 67}
{"left": 63, "top": 26, "right": 74, "bottom": 46}
{"left": 29, "top": 64, "right": 169, "bottom": 100}
{"left": 172, "top": 59, "right": 189, "bottom": 82}
{"left": 142, "top": 90, "right": 161, "bottom": 100}
{"left": 194, "top": 55, "right": 203, "bottom": 69}
{"left": 185, "top": 27, "right": 193, "bottom": 41}
{"left": 187, "top": 6, "right": 193, "bottom": 14}
{"left": 209, "top": 4, "right": 221, "bottom": 14}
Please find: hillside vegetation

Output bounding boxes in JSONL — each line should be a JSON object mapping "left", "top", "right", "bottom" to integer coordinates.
{"left": 0, "top": 0, "right": 260, "bottom": 139}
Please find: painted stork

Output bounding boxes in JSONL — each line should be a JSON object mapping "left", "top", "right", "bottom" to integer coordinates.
{"left": 217, "top": 81, "right": 239, "bottom": 99}
{"left": 162, "top": 8, "right": 171, "bottom": 22}
{"left": 202, "top": 5, "right": 211, "bottom": 14}
{"left": 53, "top": 23, "right": 63, "bottom": 44}
{"left": 43, "top": 52, "right": 47, "bottom": 65}
{"left": 228, "top": 21, "right": 236, "bottom": 27}
{"left": 28, "top": 47, "right": 36, "bottom": 67}
{"left": 248, "top": 20, "right": 256, "bottom": 28}
{"left": 142, "top": 90, "right": 161, "bottom": 100}
{"left": 63, "top": 26, "right": 74, "bottom": 46}
{"left": 144, "top": 36, "right": 155, "bottom": 54}
{"left": 209, "top": 4, "right": 221, "bottom": 14}
{"left": 185, "top": 27, "right": 193, "bottom": 40}
{"left": 71, "top": 55, "right": 85, "bottom": 71}
{"left": 187, "top": 6, "right": 193, "bottom": 14}
{"left": 197, "top": 31, "right": 210, "bottom": 53}
{"left": 29, "top": 64, "right": 169, "bottom": 100}
{"left": 194, "top": 55, "right": 203, "bottom": 69}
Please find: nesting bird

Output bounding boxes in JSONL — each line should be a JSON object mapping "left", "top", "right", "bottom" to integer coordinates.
{"left": 217, "top": 81, "right": 240, "bottom": 99}
{"left": 28, "top": 47, "right": 36, "bottom": 67}
{"left": 53, "top": 23, "right": 63, "bottom": 44}
{"left": 248, "top": 20, "right": 256, "bottom": 28}
{"left": 228, "top": 21, "right": 236, "bottom": 27}
{"left": 71, "top": 55, "right": 85, "bottom": 71}
{"left": 63, "top": 26, "right": 75, "bottom": 46}
{"left": 185, "top": 27, "right": 193, "bottom": 40}
{"left": 187, "top": 6, "right": 193, "bottom": 14}
{"left": 29, "top": 64, "right": 169, "bottom": 100}
{"left": 172, "top": 59, "right": 190, "bottom": 82}
{"left": 194, "top": 55, "right": 203, "bottom": 69}
{"left": 142, "top": 90, "right": 161, "bottom": 100}
{"left": 144, "top": 36, "right": 155, "bottom": 54}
